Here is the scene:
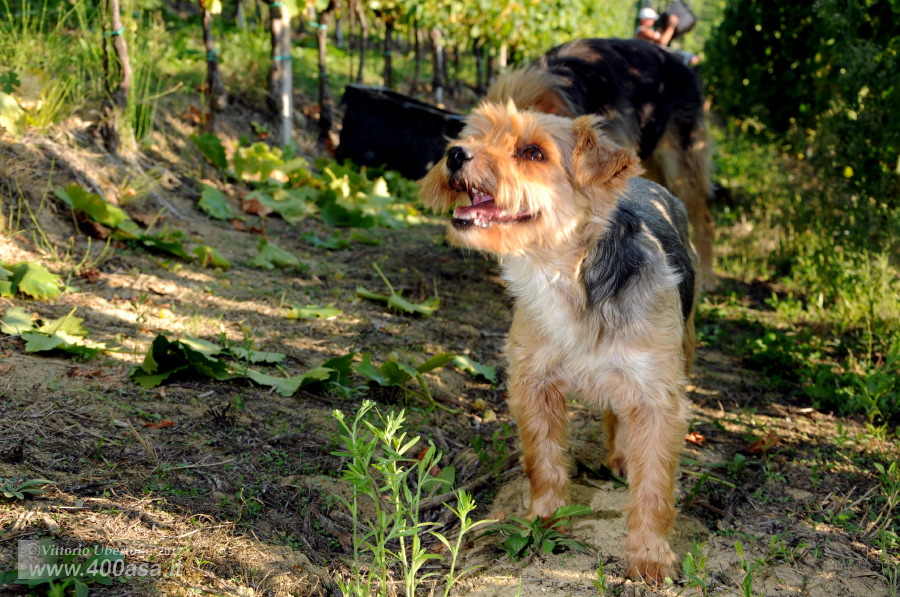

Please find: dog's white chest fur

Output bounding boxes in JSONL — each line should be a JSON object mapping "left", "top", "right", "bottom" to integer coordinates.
{"left": 503, "top": 258, "right": 583, "bottom": 344}
{"left": 501, "top": 255, "right": 679, "bottom": 409}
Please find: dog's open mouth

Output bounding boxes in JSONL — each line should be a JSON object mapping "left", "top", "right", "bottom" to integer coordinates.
{"left": 451, "top": 187, "right": 535, "bottom": 230}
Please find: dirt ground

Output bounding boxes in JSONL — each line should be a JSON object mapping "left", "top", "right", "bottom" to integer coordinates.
{"left": 0, "top": 106, "right": 898, "bottom": 597}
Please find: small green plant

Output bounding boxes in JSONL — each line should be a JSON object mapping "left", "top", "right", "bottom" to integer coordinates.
{"left": 129, "top": 333, "right": 351, "bottom": 396}
{"left": 451, "top": 355, "right": 498, "bottom": 385}
{"left": 472, "top": 426, "right": 512, "bottom": 475}
{"left": 874, "top": 460, "right": 900, "bottom": 531}
{"left": 197, "top": 184, "right": 236, "bottom": 220}
{"left": 0, "top": 69, "right": 19, "bottom": 93}
{"left": 682, "top": 468, "right": 736, "bottom": 509}
{"left": 476, "top": 505, "right": 594, "bottom": 561}
{"left": 301, "top": 231, "right": 352, "bottom": 250}
{"left": 667, "top": 540, "right": 708, "bottom": 595}
{"left": 247, "top": 237, "right": 307, "bottom": 271}
{"left": 0, "top": 477, "right": 54, "bottom": 500}
{"left": 353, "top": 352, "right": 456, "bottom": 412}
{"left": 433, "top": 490, "right": 496, "bottom": 597}
{"left": 331, "top": 400, "right": 494, "bottom": 597}
{"left": 356, "top": 263, "right": 440, "bottom": 316}
{"left": 702, "top": 453, "right": 752, "bottom": 484}
{"left": 591, "top": 556, "right": 609, "bottom": 595}
{"left": 734, "top": 540, "right": 762, "bottom": 597}
{"left": 286, "top": 304, "right": 343, "bottom": 320}
{"left": 55, "top": 184, "right": 191, "bottom": 260}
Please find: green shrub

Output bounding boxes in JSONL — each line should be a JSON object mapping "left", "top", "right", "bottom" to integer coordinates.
{"left": 704, "top": 0, "right": 900, "bottom": 248}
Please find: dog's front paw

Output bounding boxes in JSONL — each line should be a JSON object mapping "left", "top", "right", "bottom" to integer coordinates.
{"left": 625, "top": 558, "right": 675, "bottom": 584}
{"left": 526, "top": 492, "right": 568, "bottom": 520}
{"left": 626, "top": 538, "right": 675, "bottom": 584}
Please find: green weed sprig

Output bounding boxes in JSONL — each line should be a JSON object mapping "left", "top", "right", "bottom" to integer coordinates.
{"left": 332, "top": 401, "right": 492, "bottom": 597}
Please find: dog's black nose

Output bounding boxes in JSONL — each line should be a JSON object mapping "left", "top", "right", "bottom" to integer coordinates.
{"left": 446, "top": 146, "right": 473, "bottom": 172}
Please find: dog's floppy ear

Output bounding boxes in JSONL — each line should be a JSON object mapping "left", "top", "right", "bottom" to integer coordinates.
{"left": 571, "top": 116, "right": 642, "bottom": 192}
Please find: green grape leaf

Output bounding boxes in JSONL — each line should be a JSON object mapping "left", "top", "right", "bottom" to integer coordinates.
{"left": 3, "top": 261, "right": 62, "bottom": 300}
{"left": 1, "top": 306, "right": 35, "bottom": 335}
{"left": 452, "top": 355, "right": 498, "bottom": 384}
{"left": 198, "top": 184, "right": 236, "bottom": 220}
{"left": 193, "top": 245, "right": 232, "bottom": 269}
{"left": 286, "top": 304, "right": 342, "bottom": 320}
{"left": 248, "top": 238, "right": 303, "bottom": 270}
{"left": 190, "top": 133, "right": 228, "bottom": 170}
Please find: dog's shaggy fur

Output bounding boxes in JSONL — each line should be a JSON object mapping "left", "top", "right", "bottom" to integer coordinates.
{"left": 487, "top": 38, "right": 715, "bottom": 286}
{"left": 419, "top": 102, "right": 697, "bottom": 582}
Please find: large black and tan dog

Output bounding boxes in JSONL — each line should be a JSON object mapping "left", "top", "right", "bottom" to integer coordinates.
{"left": 487, "top": 38, "right": 715, "bottom": 286}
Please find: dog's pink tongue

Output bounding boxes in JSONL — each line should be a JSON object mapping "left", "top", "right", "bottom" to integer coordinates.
{"left": 471, "top": 189, "right": 493, "bottom": 206}
{"left": 453, "top": 200, "right": 499, "bottom": 220}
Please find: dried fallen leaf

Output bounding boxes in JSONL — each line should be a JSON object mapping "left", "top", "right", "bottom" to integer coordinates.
{"left": 133, "top": 212, "right": 165, "bottom": 227}
{"left": 416, "top": 446, "right": 442, "bottom": 477}
{"left": 0, "top": 364, "right": 13, "bottom": 375}
{"left": 230, "top": 219, "right": 263, "bottom": 233}
{"left": 242, "top": 197, "right": 274, "bottom": 217}
{"left": 143, "top": 419, "right": 175, "bottom": 429}
{"left": 79, "top": 268, "right": 101, "bottom": 283}
{"left": 685, "top": 431, "right": 706, "bottom": 446}
{"left": 68, "top": 367, "right": 104, "bottom": 378}
{"left": 181, "top": 105, "right": 202, "bottom": 125}
{"left": 77, "top": 217, "right": 112, "bottom": 240}
{"left": 746, "top": 431, "right": 780, "bottom": 455}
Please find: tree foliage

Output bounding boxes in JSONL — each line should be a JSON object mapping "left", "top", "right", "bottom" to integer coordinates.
{"left": 704, "top": 0, "right": 900, "bottom": 215}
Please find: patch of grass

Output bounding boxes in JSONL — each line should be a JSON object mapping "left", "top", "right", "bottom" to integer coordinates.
{"left": 709, "top": 126, "right": 900, "bottom": 429}
{"left": 0, "top": 0, "right": 102, "bottom": 128}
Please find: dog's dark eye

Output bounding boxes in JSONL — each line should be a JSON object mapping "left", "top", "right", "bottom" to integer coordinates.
{"left": 519, "top": 145, "right": 545, "bottom": 162}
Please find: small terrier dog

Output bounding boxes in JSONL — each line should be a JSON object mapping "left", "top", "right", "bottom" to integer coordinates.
{"left": 486, "top": 39, "right": 715, "bottom": 287}
{"left": 419, "top": 102, "right": 696, "bottom": 582}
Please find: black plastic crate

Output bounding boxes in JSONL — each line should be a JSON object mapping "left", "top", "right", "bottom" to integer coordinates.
{"left": 336, "top": 84, "right": 465, "bottom": 180}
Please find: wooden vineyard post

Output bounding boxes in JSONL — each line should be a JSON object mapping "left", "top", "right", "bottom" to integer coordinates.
{"left": 315, "top": 1, "right": 337, "bottom": 146}
{"left": 383, "top": 18, "right": 393, "bottom": 90}
{"left": 353, "top": 0, "right": 368, "bottom": 84}
{"left": 266, "top": 0, "right": 293, "bottom": 147}
{"left": 410, "top": 20, "right": 423, "bottom": 94}
{"left": 199, "top": 0, "right": 228, "bottom": 131}
{"left": 99, "top": 0, "right": 131, "bottom": 154}
{"left": 430, "top": 27, "right": 444, "bottom": 106}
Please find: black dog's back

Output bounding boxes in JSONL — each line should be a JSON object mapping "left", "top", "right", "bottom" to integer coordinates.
{"left": 537, "top": 39, "right": 704, "bottom": 160}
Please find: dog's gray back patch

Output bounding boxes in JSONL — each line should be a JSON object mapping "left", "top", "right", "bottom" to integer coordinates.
{"left": 583, "top": 178, "right": 695, "bottom": 322}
